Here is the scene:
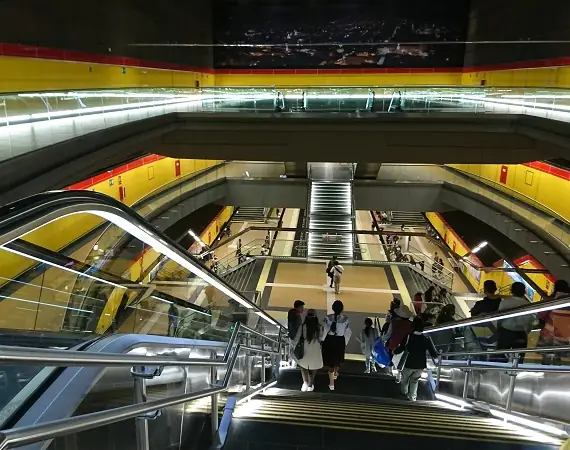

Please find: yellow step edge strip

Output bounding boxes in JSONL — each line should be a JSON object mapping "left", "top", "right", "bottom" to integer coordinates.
{"left": 236, "top": 409, "right": 520, "bottom": 433}
{"left": 256, "top": 399, "right": 478, "bottom": 418}
{"left": 234, "top": 417, "right": 547, "bottom": 445}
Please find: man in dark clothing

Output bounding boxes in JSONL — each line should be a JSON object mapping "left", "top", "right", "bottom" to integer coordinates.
{"left": 395, "top": 317, "right": 438, "bottom": 401}
{"left": 287, "top": 300, "right": 305, "bottom": 340}
{"left": 470, "top": 280, "right": 502, "bottom": 317}
{"left": 326, "top": 256, "right": 338, "bottom": 288}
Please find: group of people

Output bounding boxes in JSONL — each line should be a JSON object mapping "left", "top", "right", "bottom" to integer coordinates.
{"left": 287, "top": 296, "right": 438, "bottom": 402}
{"left": 470, "top": 279, "right": 570, "bottom": 364}
{"left": 430, "top": 251, "right": 446, "bottom": 280}
{"left": 380, "top": 298, "right": 438, "bottom": 401}
{"left": 287, "top": 300, "right": 351, "bottom": 392}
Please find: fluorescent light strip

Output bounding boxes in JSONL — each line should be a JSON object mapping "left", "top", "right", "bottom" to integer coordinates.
{"left": 490, "top": 409, "right": 568, "bottom": 438}
{"left": 0, "top": 96, "right": 206, "bottom": 125}
{"left": 435, "top": 393, "right": 470, "bottom": 408}
{"left": 0, "top": 246, "right": 127, "bottom": 291}
{"left": 0, "top": 294, "right": 93, "bottom": 314}
{"left": 255, "top": 311, "right": 278, "bottom": 326}
{"left": 236, "top": 381, "right": 277, "bottom": 405}
{"left": 424, "top": 299, "right": 570, "bottom": 334}
{"left": 89, "top": 211, "right": 254, "bottom": 310}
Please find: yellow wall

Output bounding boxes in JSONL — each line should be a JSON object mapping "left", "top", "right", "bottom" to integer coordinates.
{"left": 0, "top": 56, "right": 215, "bottom": 92}
{"left": 426, "top": 211, "right": 551, "bottom": 301}
{"left": 462, "top": 66, "right": 570, "bottom": 89}
{"left": 4, "top": 52, "right": 570, "bottom": 92}
{"left": 0, "top": 158, "right": 223, "bottom": 283}
{"left": 448, "top": 163, "right": 570, "bottom": 226}
{"left": 214, "top": 72, "right": 463, "bottom": 87}
{"left": 426, "top": 212, "right": 482, "bottom": 291}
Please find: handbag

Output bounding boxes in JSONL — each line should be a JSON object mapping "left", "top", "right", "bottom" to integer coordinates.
{"left": 372, "top": 339, "right": 391, "bottom": 367}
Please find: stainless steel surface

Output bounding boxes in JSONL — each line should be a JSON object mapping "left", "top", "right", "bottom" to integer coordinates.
{"left": 442, "top": 344, "right": 570, "bottom": 357}
{"left": 240, "top": 325, "right": 279, "bottom": 345}
{"left": 10, "top": 326, "right": 270, "bottom": 450}
{"left": 210, "top": 352, "right": 219, "bottom": 436}
{"left": 133, "top": 370, "right": 150, "bottom": 450}
{"left": 441, "top": 364, "right": 570, "bottom": 373}
{"left": 437, "top": 361, "right": 570, "bottom": 424}
{"left": 0, "top": 345, "right": 229, "bottom": 367}
{"left": 505, "top": 357, "right": 518, "bottom": 412}
{"left": 0, "top": 322, "right": 284, "bottom": 450}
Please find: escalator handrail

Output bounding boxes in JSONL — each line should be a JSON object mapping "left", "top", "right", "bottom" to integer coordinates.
{"left": 424, "top": 294, "right": 570, "bottom": 334}
{"left": 0, "top": 190, "right": 283, "bottom": 331}
{"left": 0, "top": 320, "right": 277, "bottom": 368}
{"left": 0, "top": 322, "right": 283, "bottom": 449}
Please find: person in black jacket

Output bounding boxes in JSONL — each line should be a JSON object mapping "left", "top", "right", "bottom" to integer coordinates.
{"left": 470, "top": 280, "right": 502, "bottom": 317}
{"left": 395, "top": 317, "right": 438, "bottom": 401}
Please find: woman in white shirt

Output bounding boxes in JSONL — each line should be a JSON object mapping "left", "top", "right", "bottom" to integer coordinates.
{"left": 293, "top": 309, "right": 323, "bottom": 392}
{"left": 321, "top": 300, "right": 352, "bottom": 391}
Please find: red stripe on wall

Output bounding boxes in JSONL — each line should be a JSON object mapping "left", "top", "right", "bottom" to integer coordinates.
{"left": 513, "top": 255, "right": 556, "bottom": 283}
{"left": 523, "top": 161, "right": 570, "bottom": 181}
{"left": 433, "top": 212, "right": 484, "bottom": 267}
{"left": 65, "top": 154, "right": 166, "bottom": 190}
{"left": 3, "top": 42, "right": 570, "bottom": 76}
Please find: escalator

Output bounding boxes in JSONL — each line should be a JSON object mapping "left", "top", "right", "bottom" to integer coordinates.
{"left": 0, "top": 190, "right": 567, "bottom": 450}
{"left": 222, "top": 362, "right": 559, "bottom": 450}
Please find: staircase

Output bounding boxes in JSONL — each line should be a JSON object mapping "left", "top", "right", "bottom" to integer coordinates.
{"left": 222, "top": 362, "right": 555, "bottom": 450}
{"left": 389, "top": 211, "right": 426, "bottom": 226}
{"left": 307, "top": 181, "right": 353, "bottom": 259}
{"left": 233, "top": 207, "right": 268, "bottom": 223}
{"left": 405, "top": 266, "right": 466, "bottom": 319}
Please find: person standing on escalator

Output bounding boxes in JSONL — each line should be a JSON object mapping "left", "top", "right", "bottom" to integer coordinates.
{"left": 322, "top": 300, "right": 351, "bottom": 391}
{"left": 168, "top": 303, "right": 179, "bottom": 337}
{"left": 395, "top": 317, "right": 438, "bottom": 401}
{"left": 496, "top": 282, "right": 534, "bottom": 362}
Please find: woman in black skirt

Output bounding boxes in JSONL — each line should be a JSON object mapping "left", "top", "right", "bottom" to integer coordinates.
{"left": 322, "top": 300, "right": 352, "bottom": 391}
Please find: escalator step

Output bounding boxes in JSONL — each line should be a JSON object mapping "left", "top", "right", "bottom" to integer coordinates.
{"left": 225, "top": 417, "right": 558, "bottom": 449}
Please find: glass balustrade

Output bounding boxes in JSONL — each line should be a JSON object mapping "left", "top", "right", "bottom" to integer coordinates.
{"left": 4, "top": 86, "right": 570, "bottom": 162}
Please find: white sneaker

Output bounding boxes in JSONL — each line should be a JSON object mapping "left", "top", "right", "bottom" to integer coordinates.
{"left": 364, "top": 369, "right": 370, "bottom": 374}
{"left": 301, "top": 383, "right": 308, "bottom": 392}
{"left": 307, "top": 386, "right": 314, "bottom": 392}
{"left": 328, "top": 385, "right": 335, "bottom": 391}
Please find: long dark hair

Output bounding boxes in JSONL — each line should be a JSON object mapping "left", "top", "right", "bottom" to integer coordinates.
{"left": 304, "top": 310, "right": 320, "bottom": 343}
{"left": 364, "top": 317, "right": 373, "bottom": 337}
{"left": 330, "top": 300, "right": 344, "bottom": 334}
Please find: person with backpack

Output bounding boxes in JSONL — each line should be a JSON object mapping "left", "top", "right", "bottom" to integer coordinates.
{"left": 322, "top": 300, "right": 351, "bottom": 391}
{"left": 326, "top": 256, "right": 337, "bottom": 288}
{"left": 331, "top": 261, "right": 344, "bottom": 294}
{"left": 496, "top": 282, "right": 534, "bottom": 363}
{"left": 395, "top": 317, "right": 438, "bottom": 401}
{"left": 359, "top": 317, "right": 378, "bottom": 373}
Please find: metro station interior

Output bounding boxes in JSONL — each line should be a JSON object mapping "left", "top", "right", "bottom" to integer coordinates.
{"left": 1, "top": 0, "right": 570, "bottom": 449}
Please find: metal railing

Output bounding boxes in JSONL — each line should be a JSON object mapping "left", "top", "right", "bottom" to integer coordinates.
{"left": 426, "top": 293, "right": 570, "bottom": 421}
{"left": 0, "top": 322, "right": 285, "bottom": 450}
{"left": 434, "top": 345, "right": 570, "bottom": 413}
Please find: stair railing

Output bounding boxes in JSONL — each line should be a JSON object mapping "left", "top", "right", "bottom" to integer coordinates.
{"left": 0, "top": 321, "right": 285, "bottom": 450}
